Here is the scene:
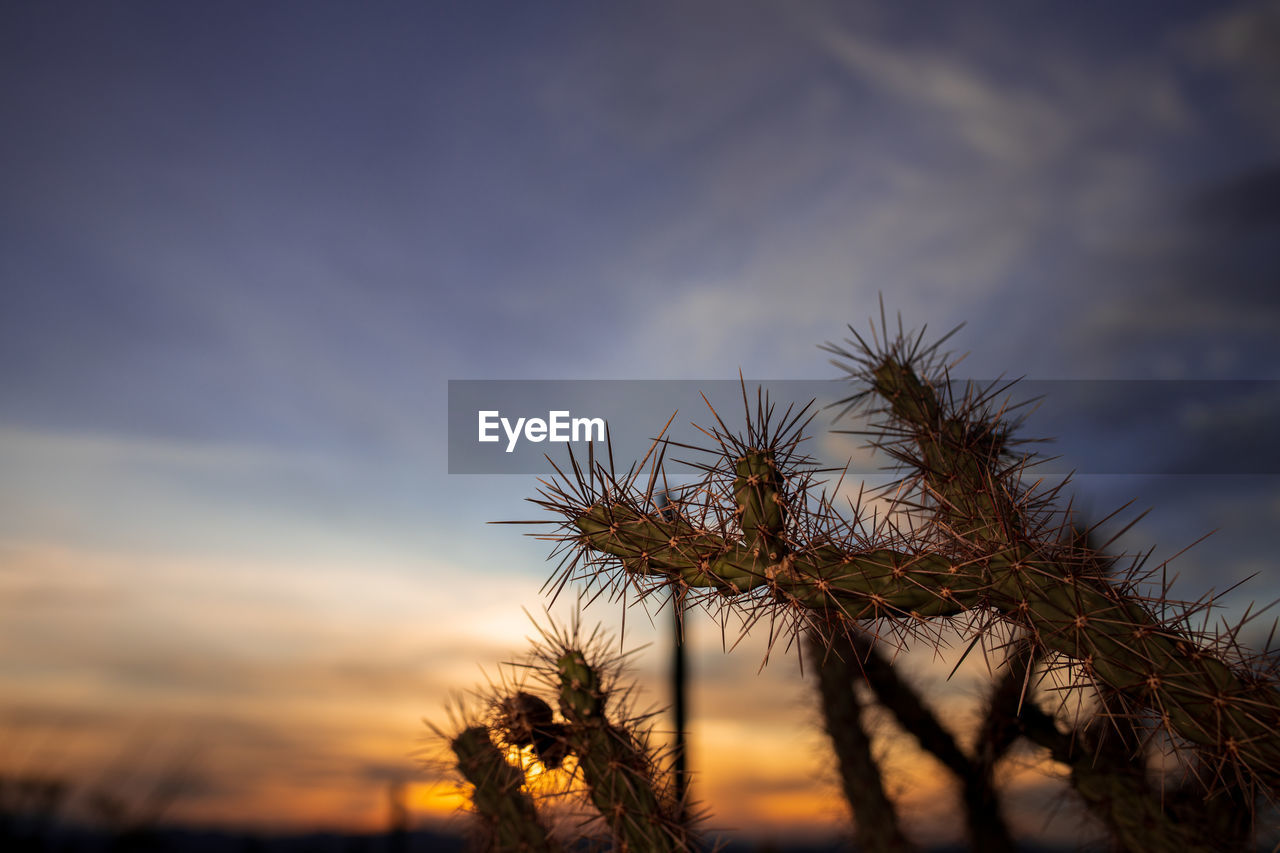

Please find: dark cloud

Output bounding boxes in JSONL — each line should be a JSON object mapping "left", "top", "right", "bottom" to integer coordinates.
{"left": 1067, "top": 162, "right": 1280, "bottom": 380}
{"left": 1007, "top": 380, "right": 1280, "bottom": 474}
{"left": 1191, "top": 162, "right": 1280, "bottom": 228}
{"left": 1185, "top": 0, "right": 1280, "bottom": 136}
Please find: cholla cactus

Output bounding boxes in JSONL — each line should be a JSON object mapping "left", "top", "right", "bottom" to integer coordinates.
{"left": 448, "top": 724, "right": 560, "bottom": 853}
{"left": 439, "top": 619, "right": 694, "bottom": 851}
{"left": 808, "top": 621, "right": 1020, "bottom": 852}
{"left": 525, "top": 312, "right": 1279, "bottom": 848}
{"left": 806, "top": 625, "right": 917, "bottom": 853}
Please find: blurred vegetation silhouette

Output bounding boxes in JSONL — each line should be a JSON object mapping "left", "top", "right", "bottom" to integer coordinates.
{"left": 440, "top": 312, "right": 1279, "bottom": 851}
{"left": 0, "top": 744, "right": 457, "bottom": 852}
{"left": 0, "top": 740, "right": 188, "bottom": 852}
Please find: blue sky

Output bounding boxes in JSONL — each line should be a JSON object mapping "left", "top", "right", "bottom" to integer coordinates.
{"left": 2, "top": 0, "right": 1278, "bottom": 841}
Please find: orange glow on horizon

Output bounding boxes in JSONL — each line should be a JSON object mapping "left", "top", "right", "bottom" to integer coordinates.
{"left": 0, "top": 538, "right": 1095, "bottom": 844}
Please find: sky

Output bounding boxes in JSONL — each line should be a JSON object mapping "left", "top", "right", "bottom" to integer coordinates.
{"left": 2, "top": 0, "right": 1279, "bottom": 845}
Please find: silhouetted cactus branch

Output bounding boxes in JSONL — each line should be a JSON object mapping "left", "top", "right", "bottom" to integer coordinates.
{"left": 449, "top": 725, "right": 560, "bottom": 852}
{"left": 553, "top": 647, "right": 689, "bottom": 852}
{"left": 808, "top": 626, "right": 916, "bottom": 852}
{"left": 1015, "top": 700, "right": 1246, "bottom": 852}
{"left": 442, "top": 619, "right": 693, "bottom": 851}
{"left": 831, "top": 627, "right": 1016, "bottom": 853}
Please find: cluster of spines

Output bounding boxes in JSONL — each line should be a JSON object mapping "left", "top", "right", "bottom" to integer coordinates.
{"left": 524, "top": 313, "right": 1279, "bottom": 847}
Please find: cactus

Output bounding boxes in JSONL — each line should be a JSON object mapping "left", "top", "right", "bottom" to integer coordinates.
{"left": 440, "top": 619, "right": 693, "bottom": 851}
{"left": 1014, "top": 697, "right": 1239, "bottom": 852}
{"left": 449, "top": 724, "right": 560, "bottom": 853}
{"left": 524, "top": 313, "right": 1279, "bottom": 848}
{"left": 552, "top": 647, "right": 689, "bottom": 851}
{"left": 812, "top": 623, "right": 1017, "bottom": 853}
{"left": 807, "top": 626, "right": 916, "bottom": 852}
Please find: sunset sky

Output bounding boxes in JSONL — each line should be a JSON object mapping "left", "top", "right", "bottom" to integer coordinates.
{"left": 2, "top": 1, "right": 1279, "bottom": 846}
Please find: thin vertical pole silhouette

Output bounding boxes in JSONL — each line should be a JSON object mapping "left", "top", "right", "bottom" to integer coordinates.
{"left": 673, "top": 587, "right": 687, "bottom": 814}
{"left": 656, "top": 491, "right": 689, "bottom": 815}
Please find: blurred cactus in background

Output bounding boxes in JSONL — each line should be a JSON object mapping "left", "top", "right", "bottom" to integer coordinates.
{"left": 449, "top": 724, "right": 560, "bottom": 852}
{"left": 440, "top": 620, "right": 695, "bottom": 851}
{"left": 443, "top": 311, "right": 1279, "bottom": 850}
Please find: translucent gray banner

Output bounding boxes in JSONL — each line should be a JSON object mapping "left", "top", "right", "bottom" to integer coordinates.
{"left": 447, "top": 379, "right": 1280, "bottom": 475}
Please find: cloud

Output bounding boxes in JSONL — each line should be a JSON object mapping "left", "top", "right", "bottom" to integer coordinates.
{"left": 815, "top": 31, "right": 1069, "bottom": 167}
{"left": 0, "top": 538, "right": 591, "bottom": 830}
{"left": 1069, "top": 160, "right": 1280, "bottom": 380}
{"left": 810, "top": 14, "right": 1188, "bottom": 169}
{"left": 1190, "top": 161, "right": 1280, "bottom": 228}
{"left": 576, "top": 9, "right": 1207, "bottom": 383}
{"left": 1184, "top": 0, "right": 1280, "bottom": 136}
